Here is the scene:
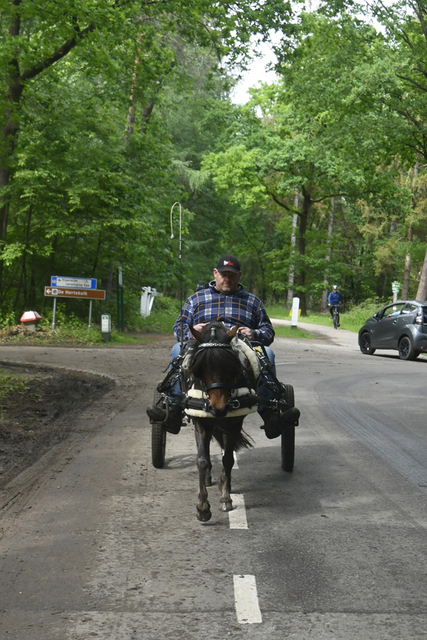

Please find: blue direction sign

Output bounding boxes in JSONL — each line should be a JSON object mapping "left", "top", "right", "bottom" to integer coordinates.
{"left": 51, "top": 276, "right": 97, "bottom": 290}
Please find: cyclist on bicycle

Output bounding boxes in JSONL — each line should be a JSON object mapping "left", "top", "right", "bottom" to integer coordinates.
{"left": 146, "top": 254, "right": 300, "bottom": 439}
{"left": 328, "top": 285, "right": 343, "bottom": 325}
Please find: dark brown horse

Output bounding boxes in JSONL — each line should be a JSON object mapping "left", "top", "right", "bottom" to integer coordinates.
{"left": 184, "top": 321, "right": 258, "bottom": 522}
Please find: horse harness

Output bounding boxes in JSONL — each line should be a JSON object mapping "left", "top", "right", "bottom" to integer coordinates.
{"left": 183, "top": 329, "right": 261, "bottom": 418}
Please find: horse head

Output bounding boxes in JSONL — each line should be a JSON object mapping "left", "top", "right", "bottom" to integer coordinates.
{"left": 189, "top": 321, "right": 242, "bottom": 418}
{"left": 189, "top": 321, "right": 239, "bottom": 344}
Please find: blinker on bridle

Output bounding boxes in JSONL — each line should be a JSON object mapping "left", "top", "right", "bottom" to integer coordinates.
{"left": 196, "top": 324, "right": 233, "bottom": 352}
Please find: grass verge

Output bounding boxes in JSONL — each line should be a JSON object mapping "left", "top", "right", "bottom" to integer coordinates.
{"left": 0, "top": 367, "right": 29, "bottom": 418}
{"left": 0, "top": 324, "right": 154, "bottom": 347}
{"left": 273, "top": 325, "right": 319, "bottom": 339}
{"left": 0, "top": 367, "right": 27, "bottom": 402}
{"left": 267, "top": 301, "right": 384, "bottom": 334}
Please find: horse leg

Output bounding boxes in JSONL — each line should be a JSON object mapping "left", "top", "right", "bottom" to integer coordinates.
{"left": 218, "top": 435, "right": 235, "bottom": 512}
{"left": 204, "top": 435, "right": 213, "bottom": 486}
{"left": 195, "top": 422, "right": 212, "bottom": 522}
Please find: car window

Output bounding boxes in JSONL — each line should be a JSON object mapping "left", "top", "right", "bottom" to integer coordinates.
{"left": 423, "top": 307, "right": 427, "bottom": 323}
{"left": 383, "top": 303, "right": 405, "bottom": 318}
{"left": 401, "top": 303, "right": 418, "bottom": 315}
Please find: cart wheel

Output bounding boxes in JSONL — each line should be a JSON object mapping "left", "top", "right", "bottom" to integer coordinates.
{"left": 152, "top": 422, "right": 166, "bottom": 468}
{"left": 280, "top": 383, "right": 295, "bottom": 473}
{"left": 151, "top": 387, "right": 167, "bottom": 469}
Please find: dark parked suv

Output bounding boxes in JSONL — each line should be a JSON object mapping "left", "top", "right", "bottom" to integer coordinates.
{"left": 358, "top": 300, "right": 427, "bottom": 360}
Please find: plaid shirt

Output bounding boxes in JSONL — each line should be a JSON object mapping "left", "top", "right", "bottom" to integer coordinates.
{"left": 173, "top": 281, "right": 275, "bottom": 345}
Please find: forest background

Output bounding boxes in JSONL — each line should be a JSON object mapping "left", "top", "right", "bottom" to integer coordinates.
{"left": 2, "top": 0, "right": 427, "bottom": 329}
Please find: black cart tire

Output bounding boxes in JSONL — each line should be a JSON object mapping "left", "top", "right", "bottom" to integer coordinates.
{"left": 152, "top": 422, "right": 166, "bottom": 468}
{"left": 281, "top": 384, "right": 296, "bottom": 473}
{"left": 151, "top": 387, "right": 166, "bottom": 468}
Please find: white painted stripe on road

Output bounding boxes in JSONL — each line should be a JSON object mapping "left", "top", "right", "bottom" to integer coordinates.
{"left": 233, "top": 574, "right": 262, "bottom": 624}
{"left": 221, "top": 450, "right": 239, "bottom": 468}
{"left": 229, "top": 493, "right": 248, "bottom": 529}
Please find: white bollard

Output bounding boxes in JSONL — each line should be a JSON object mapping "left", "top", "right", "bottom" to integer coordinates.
{"left": 291, "top": 297, "right": 300, "bottom": 329}
{"left": 101, "top": 314, "right": 111, "bottom": 341}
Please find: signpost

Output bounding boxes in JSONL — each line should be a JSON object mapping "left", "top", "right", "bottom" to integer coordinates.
{"left": 101, "top": 314, "right": 111, "bottom": 342}
{"left": 51, "top": 276, "right": 97, "bottom": 289}
{"left": 44, "top": 287, "right": 105, "bottom": 299}
{"left": 117, "top": 267, "right": 124, "bottom": 332}
{"left": 46, "top": 278, "right": 106, "bottom": 331}
{"left": 391, "top": 281, "right": 401, "bottom": 304}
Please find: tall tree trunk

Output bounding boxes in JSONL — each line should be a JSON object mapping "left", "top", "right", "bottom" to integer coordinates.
{"left": 402, "top": 164, "right": 419, "bottom": 299}
{"left": 321, "top": 198, "right": 335, "bottom": 311}
{"left": 125, "top": 21, "right": 158, "bottom": 139}
{"left": 402, "top": 224, "right": 413, "bottom": 299}
{"left": 0, "top": 12, "right": 25, "bottom": 296}
{"left": 294, "top": 186, "right": 311, "bottom": 316}
{"left": 13, "top": 205, "right": 33, "bottom": 308}
{"left": 253, "top": 245, "right": 267, "bottom": 301}
{"left": 416, "top": 245, "right": 427, "bottom": 301}
{"left": 287, "top": 191, "right": 299, "bottom": 306}
{"left": 125, "top": 44, "right": 141, "bottom": 138}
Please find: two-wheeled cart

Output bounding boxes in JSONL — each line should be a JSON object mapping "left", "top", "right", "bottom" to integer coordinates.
{"left": 150, "top": 340, "right": 297, "bottom": 472}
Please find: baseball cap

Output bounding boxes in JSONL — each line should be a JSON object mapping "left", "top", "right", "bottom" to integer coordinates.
{"left": 216, "top": 255, "right": 241, "bottom": 274}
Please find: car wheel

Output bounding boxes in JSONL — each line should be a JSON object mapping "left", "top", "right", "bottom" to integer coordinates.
{"left": 398, "top": 336, "right": 420, "bottom": 361}
{"left": 359, "top": 332, "right": 376, "bottom": 355}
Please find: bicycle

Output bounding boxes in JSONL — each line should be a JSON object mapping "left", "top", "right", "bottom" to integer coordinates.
{"left": 329, "top": 304, "right": 340, "bottom": 329}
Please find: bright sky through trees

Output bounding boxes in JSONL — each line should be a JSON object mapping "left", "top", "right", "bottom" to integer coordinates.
{"left": 230, "top": 40, "right": 278, "bottom": 104}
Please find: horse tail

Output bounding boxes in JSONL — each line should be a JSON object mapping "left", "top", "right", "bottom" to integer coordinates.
{"left": 236, "top": 429, "right": 254, "bottom": 450}
{"left": 212, "top": 422, "right": 253, "bottom": 451}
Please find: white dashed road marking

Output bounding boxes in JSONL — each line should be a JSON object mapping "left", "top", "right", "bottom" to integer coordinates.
{"left": 234, "top": 451, "right": 239, "bottom": 468}
{"left": 228, "top": 449, "right": 262, "bottom": 623}
{"left": 229, "top": 493, "right": 248, "bottom": 529}
{"left": 233, "top": 574, "right": 262, "bottom": 624}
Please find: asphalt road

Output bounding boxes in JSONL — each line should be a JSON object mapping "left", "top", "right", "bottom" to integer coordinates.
{"left": 0, "top": 323, "right": 426, "bottom": 639}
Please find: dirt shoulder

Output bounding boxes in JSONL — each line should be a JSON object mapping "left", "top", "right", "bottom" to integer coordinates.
{"left": 0, "top": 336, "right": 175, "bottom": 493}
{"left": 0, "top": 363, "right": 114, "bottom": 488}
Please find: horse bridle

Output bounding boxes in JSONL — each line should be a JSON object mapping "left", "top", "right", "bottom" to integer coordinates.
{"left": 193, "top": 325, "right": 237, "bottom": 393}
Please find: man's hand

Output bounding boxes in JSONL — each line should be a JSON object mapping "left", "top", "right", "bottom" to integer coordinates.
{"left": 239, "top": 327, "right": 254, "bottom": 340}
{"left": 193, "top": 322, "right": 207, "bottom": 332}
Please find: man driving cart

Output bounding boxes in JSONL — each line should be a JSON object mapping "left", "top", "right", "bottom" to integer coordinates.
{"left": 146, "top": 254, "right": 300, "bottom": 437}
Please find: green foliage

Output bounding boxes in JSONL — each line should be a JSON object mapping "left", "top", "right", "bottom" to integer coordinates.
{"left": 343, "top": 298, "right": 389, "bottom": 330}
{"left": 150, "top": 296, "right": 181, "bottom": 315}
{"left": 0, "top": 368, "right": 28, "bottom": 404}
{"left": 125, "top": 296, "right": 180, "bottom": 333}
{"left": 136, "top": 311, "right": 177, "bottom": 335}
{"left": 0, "top": 308, "right": 18, "bottom": 329}
{"left": 0, "top": 0, "right": 295, "bottom": 314}
{"left": 2, "top": 1, "right": 427, "bottom": 316}
{"left": 203, "top": 145, "right": 268, "bottom": 210}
